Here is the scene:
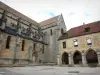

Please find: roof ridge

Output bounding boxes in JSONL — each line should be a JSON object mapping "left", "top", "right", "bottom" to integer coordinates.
{"left": 39, "top": 15, "right": 59, "bottom": 23}
{"left": 69, "top": 21, "right": 100, "bottom": 31}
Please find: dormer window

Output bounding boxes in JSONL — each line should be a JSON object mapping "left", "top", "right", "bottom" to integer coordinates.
{"left": 84, "top": 27, "right": 90, "bottom": 32}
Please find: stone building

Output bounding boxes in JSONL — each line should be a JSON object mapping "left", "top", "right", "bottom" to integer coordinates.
{"left": 58, "top": 21, "right": 100, "bottom": 67}
{"left": 0, "top": 2, "right": 47, "bottom": 66}
{"left": 40, "top": 14, "right": 66, "bottom": 64}
{"left": 0, "top": 2, "right": 66, "bottom": 66}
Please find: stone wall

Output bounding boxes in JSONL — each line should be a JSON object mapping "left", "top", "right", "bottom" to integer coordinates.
{"left": 0, "top": 32, "right": 32, "bottom": 65}
{"left": 58, "top": 32, "right": 100, "bottom": 66}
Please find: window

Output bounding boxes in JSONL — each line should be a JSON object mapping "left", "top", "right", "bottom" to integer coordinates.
{"left": 50, "top": 29, "right": 52, "bottom": 36}
{"left": 86, "top": 38, "right": 92, "bottom": 45}
{"left": 0, "top": 40, "right": 2, "bottom": 48}
{"left": 22, "top": 40, "right": 25, "bottom": 51}
{"left": 42, "top": 45, "right": 44, "bottom": 54}
{"left": 61, "top": 28, "right": 64, "bottom": 34}
{"left": 84, "top": 27, "right": 90, "bottom": 32}
{"left": 33, "top": 43, "right": 36, "bottom": 50}
{"left": 62, "top": 41, "right": 66, "bottom": 48}
{"left": 6, "top": 36, "right": 11, "bottom": 49}
{"left": 74, "top": 39, "right": 78, "bottom": 47}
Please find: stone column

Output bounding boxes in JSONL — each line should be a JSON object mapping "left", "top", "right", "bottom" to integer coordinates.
{"left": 68, "top": 52, "right": 74, "bottom": 66}
{"left": 81, "top": 50, "right": 87, "bottom": 67}
{"left": 57, "top": 54, "right": 60, "bottom": 65}
{"left": 96, "top": 49, "right": 100, "bottom": 66}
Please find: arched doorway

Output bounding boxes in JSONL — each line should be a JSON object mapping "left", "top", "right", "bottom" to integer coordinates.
{"left": 62, "top": 52, "right": 69, "bottom": 65}
{"left": 73, "top": 51, "right": 82, "bottom": 64}
{"left": 86, "top": 49, "right": 98, "bottom": 67}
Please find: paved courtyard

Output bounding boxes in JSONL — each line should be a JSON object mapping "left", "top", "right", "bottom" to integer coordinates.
{"left": 0, "top": 66, "right": 100, "bottom": 75}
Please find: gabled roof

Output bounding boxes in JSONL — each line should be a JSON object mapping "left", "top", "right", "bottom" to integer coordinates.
{"left": 58, "top": 21, "right": 100, "bottom": 40}
{"left": 39, "top": 15, "right": 59, "bottom": 26}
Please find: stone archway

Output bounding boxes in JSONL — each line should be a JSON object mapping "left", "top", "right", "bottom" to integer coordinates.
{"left": 62, "top": 52, "right": 69, "bottom": 65}
{"left": 86, "top": 49, "right": 98, "bottom": 67}
{"left": 73, "top": 51, "right": 82, "bottom": 64}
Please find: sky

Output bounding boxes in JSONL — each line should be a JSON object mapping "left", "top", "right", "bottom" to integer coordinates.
{"left": 0, "top": 0, "right": 100, "bottom": 30}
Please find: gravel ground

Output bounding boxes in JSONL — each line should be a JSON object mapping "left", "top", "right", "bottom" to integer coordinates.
{"left": 0, "top": 66, "right": 100, "bottom": 75}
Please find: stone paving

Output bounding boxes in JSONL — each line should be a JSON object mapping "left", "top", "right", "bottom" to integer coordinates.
{"left": 0, "top": 66, "right": 100, "bottom": 75}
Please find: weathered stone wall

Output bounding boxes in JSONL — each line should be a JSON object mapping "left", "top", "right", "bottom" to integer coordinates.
{"left": 59, "top": 32, "right": 100, "bottom": 53}
{"left": 0, "top": 32, "right": 33, "bottom": 65}
{"left": 0, "top": 31, "right": 45, "bottom": 66}
{"left": 58, "top": 32, "right": 100, "bottom": 66}
{"left": 0, "top": 32, "right": 15, "bottom": 65}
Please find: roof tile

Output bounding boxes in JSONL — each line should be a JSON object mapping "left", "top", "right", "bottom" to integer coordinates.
{"left": 58, "top": 21, "right": 100, "bottom": 40}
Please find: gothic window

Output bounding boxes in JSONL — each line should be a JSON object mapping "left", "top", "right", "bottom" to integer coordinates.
{"left": 22, "top": 40, "right": 25, "bottom": 51}
{"left": 6, "top": 36, "right": 11, "bottom": 49}
{"left": 86, "top": 38, "right": 92, "bottom": 45}
{"left": 33, "top": 43, "right": 36, "bottom": 50}
{"left": 74, "top": 39, "right": 78, "bottom": 47}
{"left": 62, "top": 41, "right": 66, "bottom": 48}
{"left": 50, "top": 29, "right": 52, "bottom": 36}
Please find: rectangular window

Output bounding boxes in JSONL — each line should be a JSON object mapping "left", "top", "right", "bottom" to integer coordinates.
{"left": 22, "top": 40, "right": 25, "bottom": 51}
{"left": 6, "top": 36, "right": 11, "bottom": 49}
{"left": 62, "top": 41, "right": 66, "bottom": 48}
{"left": 74, "top": 39, "right": 78, "bottom": 47}
{"left": 50, "top": 29, "right": 52, "bottom": 36}
{"left": 86, "top": 38, "right": 92, "bottom": 45}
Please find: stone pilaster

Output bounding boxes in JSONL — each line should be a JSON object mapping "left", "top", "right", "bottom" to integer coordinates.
{"left": 13, "top": 37, "right": 18, "bottom": 64}
{"left": 57, "top": 54, "right": 60, "bottom": 65}
{"left": 81, "top": 50, "right": 87, "bottom": 67}
{"left": 68, "top": 52, "right": 74, "bottom": 66}
{"left": 96, "top": 49, "right": 100, "bottom": 66}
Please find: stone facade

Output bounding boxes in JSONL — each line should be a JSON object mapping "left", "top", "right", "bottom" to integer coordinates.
{"left": 58, "top": 21, "right": 100, "bottom": 67}
{"left": 0, "top": 2, "right": 47, "bottom": 66}
{"left": 40, "top": 15, "right": 66, "bottom": 64}
{"left": 0, "top": 2, "right": 66, "bottom": 66}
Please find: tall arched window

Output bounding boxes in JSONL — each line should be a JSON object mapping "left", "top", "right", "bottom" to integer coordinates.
{"left": 22, "top": 40, "right": 25, "bottom": 51}
{"left": 6, "top": 36, "right": 11, "bottom": 49}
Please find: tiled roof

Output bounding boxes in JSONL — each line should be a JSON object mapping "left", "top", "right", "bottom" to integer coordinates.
{"left": 58, "top": 21, "right": 100, "bottom": 40}
{"left": 0, "top": 2, "right": 39, "bottom": 26}
{"left": 39, "top": 15, "right": 59, "bottom": 26}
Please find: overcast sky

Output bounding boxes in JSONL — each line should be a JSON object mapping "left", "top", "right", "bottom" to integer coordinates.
{"left": 0, "top": 0, "right": 100, "bottom": 30}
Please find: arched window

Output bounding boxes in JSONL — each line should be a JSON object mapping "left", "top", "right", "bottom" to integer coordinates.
{"left": 22, "top": 40, "right": 25, "bottom": 51}
{"left": 6, "top": 36, "right": 11, "bottom": 49}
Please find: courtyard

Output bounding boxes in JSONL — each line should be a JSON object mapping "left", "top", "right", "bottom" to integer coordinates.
{"left": 0, "top": 66, "right": 100, "bottom": 75}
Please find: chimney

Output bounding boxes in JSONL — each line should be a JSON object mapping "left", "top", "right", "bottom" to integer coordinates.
{"left": 83, "top": 22, "right": 85, "bottom": 25}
